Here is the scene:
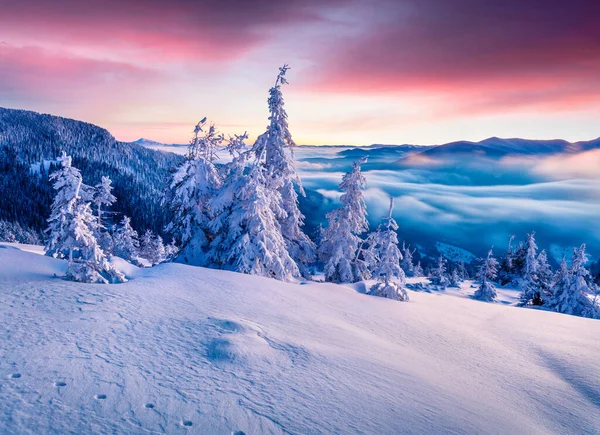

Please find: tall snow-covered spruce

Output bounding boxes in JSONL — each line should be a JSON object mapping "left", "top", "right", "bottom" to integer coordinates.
{"left": 208, "top": 159, "right": 300, "bottom": 281}
{"left": 368, "top": 198, "right": 408, "bottom": 301}
{"left": 318, "top": 158, "right": 369, "bottom": 283}
{"left": 45, "top": 153, "right": 125, "bottom": 283}
{"left": 251, "top": 65, "right": 315, "bottom": 275}
{"left": 165, "top": 119, "right": 222, "bottom": 265}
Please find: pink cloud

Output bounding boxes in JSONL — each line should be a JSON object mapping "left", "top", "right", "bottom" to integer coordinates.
{"left": 303, "top": 0, "right": 600, "bottom": 115}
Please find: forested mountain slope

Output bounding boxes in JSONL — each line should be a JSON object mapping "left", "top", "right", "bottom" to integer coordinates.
{"left": 0, "top": 107, "right": 183, "bottom": 237}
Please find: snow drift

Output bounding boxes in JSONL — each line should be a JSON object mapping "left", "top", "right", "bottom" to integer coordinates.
{"left": 1, "top": 245, "right": 599, "bottom": 434}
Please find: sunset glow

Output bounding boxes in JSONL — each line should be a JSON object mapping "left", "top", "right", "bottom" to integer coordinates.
{"left": 1, "top": 0, "right": 599, "bottom": 145}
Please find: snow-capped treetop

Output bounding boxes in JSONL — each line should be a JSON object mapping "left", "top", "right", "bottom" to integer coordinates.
{"left": 252, "top": 64, "right": 299, "bottom": 188}
{"left": 225, "top": 132, "right": 249, "bottom": 158}
{"left": 188, "top": 118, "right": 224, "bottom": 162}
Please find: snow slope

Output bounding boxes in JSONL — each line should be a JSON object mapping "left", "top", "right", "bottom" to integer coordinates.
{"left": 1, "top": 245, "right": 600, "bottom": 434}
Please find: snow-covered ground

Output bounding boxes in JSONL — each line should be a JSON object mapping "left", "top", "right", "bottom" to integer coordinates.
{"left": 1, "top": 244, "right": 599, "bottom": 434}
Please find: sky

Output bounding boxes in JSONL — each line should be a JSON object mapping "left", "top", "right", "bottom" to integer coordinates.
{"left": 1, "top": 0, "right": 599, "bottom": 145}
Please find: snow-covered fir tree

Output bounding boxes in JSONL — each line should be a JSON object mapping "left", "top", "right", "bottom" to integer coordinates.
{"left": 140, "top": 229, "right": 166, "bottom": 266}
{"left": 448, "top": 268, "right": 461, "bottom": 288}
{"left": 413, "top": 261, "right": 424, "bottom": 278}
{"left": 368, "top": 198, "right": 408, "bottom": 301}
{"left": 45, "top": 152, "right": 84, "bottom": 258}
{"left": 456, "top": 260, "right": 469, "bottom": 280}
{"left": 208, "top": 163, "right": 300, "bottom": 281}
{"left": 318, "top": 158, "right": 369, "bottom": 283}
{"left": 518, "top": 232, "right": 544, "bottom": 306}
{"left": 251, "top": 65, "right": 315, "bottom": 274}
{"left": 93, "top": 176, "right": 116, "bottom": 227}
{"left": 536, "top": 249, "right": 553, "bottom": 299}
{"left": 45, "top": 154, "right": 124, "bottom": 283}
{"left": 165, "top": 239, "right": 179, "bottom": 261}
{"left": 401, "top": 242, "right": 415, "bottom": 277}
{"left": 165, "top": 120, "right": 222, "bottom": 265}
{"left": 188, "top": 119, "right": 223, "bottom": 162}
{"left": 546, "top": 245, "right": 599, "bottom": 318}
{"left": 473, "top": 248, "right": 499, "bottom": 302}
{"left": 498, "top": 235, "right": 517, "bottom": 285}
{"left": 429, "top": 255, "right": 449, "bottom": 288}
{"left": 113, "top": 216, "right": 140, "bottom": 265}
{"left": 92, "top": 176, "right": 117, "bottom": 252}
{"left": 64, "top": 202, "right": 125, "bottom": 284}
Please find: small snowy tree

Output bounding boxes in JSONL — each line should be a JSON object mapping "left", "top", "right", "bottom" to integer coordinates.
{"left": 208, "top": 163, "right": 300, "bottom": 281}
{"left": 498, "top": 235, "right": 517, "bottom": 285}
{"left": 164, "top": 239, "right": 179, "bottom": 261}
{"left": 65, "top": 202, "right": 125, "bottom": 284}
{"left": 473, "top": 248, "right": 499, "bottom": 302}
{"left": 93, "top": 176, "right": 116, "bottom": 227}
{"left": 518, "top": 232, "right": 543, "bottom": 306}
{"left": 413, "top": 261, "right": 424, "bottom": 277}
{"left": 429, "top": 255, "right": 449, "bottom": 288}
{"left": 546, "top": 245, "right": 599, "bottom": 318}
{"left": 140, "top": 229, "right": 166, "bottom": 266}
{"left": 368, "top": 198, "right": 408, "bottom": 301}
{"left": 113, "top": 216, "right": 140, "bottom": 264}
{"left": 456, "top": 260, "right": 469, "bottom": 280}
{"left": 401, "top": 242, "right": 415, "bottom": 277}
{"left": 318, "top": 159, "right": 369, "bottom": 283}
{"left": 92, "top": 176, "right": 117, "bottom": 252}
{"left": 448, "top": 268, "right": 461, "bottom": 288}
{"left": 537, "top": 249, "right": 553, "bottom": 299}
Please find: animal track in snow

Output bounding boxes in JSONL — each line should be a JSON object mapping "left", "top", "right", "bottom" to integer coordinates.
{"left": 94, "top": 394, "right": 107, "bottom": 400}
{"left": 181, "top": 420, "right": 193, "bottom": 427}
{"left": 55, "top": 381, "right": 67, "bottom": 387}
{"left": 232, "top": 431, "right": 246, "bottom": 435}
{"left": 9, "top": 373, "right": 21, "bottom": 379}
{"left": 144, "top": 403, "right": 155, "bottom": 409}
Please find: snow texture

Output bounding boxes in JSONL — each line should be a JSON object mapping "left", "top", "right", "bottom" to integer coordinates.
{"left": 2, "top": 245, "right": 600, "bottom": 434}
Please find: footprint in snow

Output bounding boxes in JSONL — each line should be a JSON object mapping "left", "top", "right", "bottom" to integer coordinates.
{"left": 94, "top": 394, "right": 107, "bottom": 400}
{"left": 144, "top": 403, "right": 155, "bottom": 409}
{"left": 9, "top": 373, "right": 21, "bottom": 379}
{"left": 233, "top": 431, "right": 246, "bottom": 435}
{"left": 55, "top": 381, "right": 67, "bottom": 387}
{"left": 181, "top": 420, "right": 193, "bottom": 427}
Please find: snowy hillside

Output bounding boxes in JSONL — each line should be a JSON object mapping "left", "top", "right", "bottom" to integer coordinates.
{"left": 2, "top": 244, "right": 599, "bottom": 434}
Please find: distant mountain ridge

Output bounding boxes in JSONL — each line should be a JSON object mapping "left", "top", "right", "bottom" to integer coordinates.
{"left": 419, "top": 136, "right": 600, "bottom": 159}
{"left": 134, "top": 136, "right": 600, "bottom": 160}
